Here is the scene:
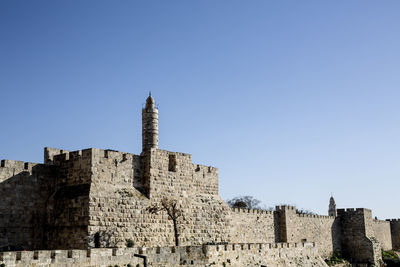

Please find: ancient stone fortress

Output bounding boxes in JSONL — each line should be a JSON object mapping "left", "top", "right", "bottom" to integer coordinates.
{"left": 0, "top": 95, "right": 399, "bottom": 267}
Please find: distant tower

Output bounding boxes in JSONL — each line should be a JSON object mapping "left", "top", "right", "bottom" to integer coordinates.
{"left": 328, "top": 196, "right": 337, "bottom": 217}
{"left": 142, "top": 93, "right": 159, "bottom": 151}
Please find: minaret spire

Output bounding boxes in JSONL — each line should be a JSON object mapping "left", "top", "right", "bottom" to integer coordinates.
{"left": 328, "top": 195, "right": 337, "bottom": 217}
{"left": 142, "top": 94, "right": 159, "bottom": 151}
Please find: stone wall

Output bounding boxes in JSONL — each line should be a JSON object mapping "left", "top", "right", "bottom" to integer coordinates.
{"left": 86, "top": 148, "right": 230, "bottom": 249}
{"left": 229, "top": 208, "right": 276, "bottom": 244}
{"left": 372, "top": 219, "right": 392, "bottom": 250}
{"left": 46, "top": 149, "right": 93, "bottom": 249}
{"left": 337, "top": 208, "right": 382, "bottom": 265}
{"left": 388, "top": 219, "right": 400, "bottom": 250}
{"left": 88, "top": 148, "right": 151, "bottom": 248}
{"left": 0, "top": 159, "right": 54, "bottom": 250}
{"left": 275, "top": 205, "right": 339, "bottom": 257}
{"left": 0, "top": 243, "right": 328, "bottom": 267}
{"left": 1, "top": 146, "right": 397, "bottom": 263}
{"left": 145, "top": 149, "right": 219, "bottom": 197}
{"left": 140, "top": 148, "right": 230, "bottom": 246}
{"left": 205, "top": 242, "right": 327, "bottom": 267}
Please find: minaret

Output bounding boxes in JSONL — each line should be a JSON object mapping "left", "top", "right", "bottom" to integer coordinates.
{"left": 142, "top": 93, "right": 159, "bottom": 151}
{"left": 328, "top": 196, "right": 337, "bottom": 217}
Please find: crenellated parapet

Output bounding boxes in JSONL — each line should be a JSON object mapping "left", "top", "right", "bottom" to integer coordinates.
{"left": 275, "top": 205, "right": 296, "bottom": 211}
{"left": 0, "top": 159, "right": 44, "bottom": 182}
{"left": 0, "top": 243, "right": 321, "bottom": 267}
{"left": 231, "top": 207, "right": 273, "bottom": 215}
{"left": 386, "top": 219, "right": 400, "bottom": 222}
{"left": 296, "top": 214, "right": 335, "bottom": 219}
{"left": 142, "top": 148, "right": 219, "bottom": 197}
{"left": 52, "top": 148, "right": 92, "bottom": 165}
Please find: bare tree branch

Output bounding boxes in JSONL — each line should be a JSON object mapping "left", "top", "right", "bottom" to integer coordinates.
{"left": 147, "top": 197, "right": 183, "bottom": 246}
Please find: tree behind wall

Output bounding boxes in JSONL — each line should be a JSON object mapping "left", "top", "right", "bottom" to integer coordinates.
{"left": 226, "top": 196, "right": 261, "bottom": 209}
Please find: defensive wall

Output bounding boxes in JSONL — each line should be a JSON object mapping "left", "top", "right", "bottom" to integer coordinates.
{"left": 229, "top": 208, "right": 276, "bottom": 244}
{"left": 275, "top": 205, "right": 339, "bottom": 257}
{"left": 0, "top": 242, "right": 325, "bottom": 267}
{"left": 1, "top": 95, "right": 400, "bottom": 266}
{"left": 337, "top": 208, "right": 383, "bottom": 265}
{"left": 0, "top": 159, "right": 54, "bottom": 250}
{"left": 372, "top": 219, "right": 392, "bottom": 250}
{"left": 387, "top": 219, "right": 400, "bottom": 250}
{"left": 44, "top": 147, "right": 229, "bottom": 249}
{"left": 1, "top": 147, "right": 400, "bottom": 261}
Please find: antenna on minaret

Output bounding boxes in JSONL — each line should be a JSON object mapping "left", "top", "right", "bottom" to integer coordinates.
{"left": 149, "top": 91, "right": 152, "bottom": 97}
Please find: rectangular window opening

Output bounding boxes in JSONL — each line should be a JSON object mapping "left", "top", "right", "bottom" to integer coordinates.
{"left": 168, "top": 154, "right": 177, "bottom": 172}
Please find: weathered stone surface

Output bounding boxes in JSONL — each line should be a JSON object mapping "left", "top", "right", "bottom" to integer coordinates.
{"left": 388, "top": 219, "right": 400, "bottom": 250}
{"left": 0, "top": 243, "right": 327, "bottom": 267}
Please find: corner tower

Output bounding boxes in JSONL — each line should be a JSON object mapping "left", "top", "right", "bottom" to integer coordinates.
{"left": 329, "top": 196, "right": 337, "bottom": 217}
{"left": 142, "top": 93, "right": 159, "bottom": 151}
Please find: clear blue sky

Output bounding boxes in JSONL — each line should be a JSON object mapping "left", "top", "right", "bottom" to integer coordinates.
{"left": 1, "top": 1, "right": 400, "bottom": 219}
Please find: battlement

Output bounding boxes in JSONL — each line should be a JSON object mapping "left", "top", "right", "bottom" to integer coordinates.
{"left": 52, "top": 148, "right": 92, "bottom": 164}
{"left": 0, "top": 248, "right": 140, "bottom": 267}
{"left": 0, "top": 159, "right": 42, "bottom": 173}
{"left": 0, "top": 243, "right": 318, "bottom": 267}
{"left": 231, "top": 207, "right": 273, "bottom": 215}
{"left": 373, "top": 219, "right": 390, "bottom": 224}
{"left": 102, "top": 149, "right": 139, "bottom": 161}
{"left": 275, "top": 205, "right": 296, "bottom": 211}
{"left": 44, "top": 147, "right": 70, "bottom": 164}
{"left": 49, "top": 147, "right": 140, "bottom": 164}
{"left": 152, "top": 148, "right": 192, "bottom": 161}
{"left": 209, "top": 242, "right": 316, "bottom": 252}
{"left": 386, "top": 219, "right": 400, "bottom": 222}
{"left": 0, "top": 159, "right": 25, "bottom": 169}
{"left": 337, "top": 208, "right": 372, "bottom": 214}
{"left": 296, "top": 213, "right": 334, "bottom": 219}
{"left": 193, "top": 164, "right": 218, "bottom": 175}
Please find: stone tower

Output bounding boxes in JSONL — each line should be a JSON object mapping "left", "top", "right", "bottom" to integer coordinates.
{"left": 142, "top": 93, "right": 159, "bottom": 151}
{"left": 328, "top": 196, "right": 337, "bottom": 217}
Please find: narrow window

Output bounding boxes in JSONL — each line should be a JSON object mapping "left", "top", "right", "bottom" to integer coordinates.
{"left": 94, "top": 233, "right": 100, "bottom": 248}
{"left": 168, "top": 154, "right": 176, "bottom": 172}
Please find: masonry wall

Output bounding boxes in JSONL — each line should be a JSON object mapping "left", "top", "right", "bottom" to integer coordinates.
{"left": 229, "top": 208, "right": 276, "bottom": 244}
{"left": 146, "top": 149, "right": 219, "bottom": 197}
{"left": 142, "top": 148, "right": 231, "bottom": 246}
{"left": 2, "top": 145, "right": 397, "bottom": 265}
{"left": 388, "top": 219, "right": 400, "bottom": 250}
{"left": 337, "top": 208, "right": 382, "bottom": 265}
{"left": 87, "top": 148, "right": 151, "bottom": 248}
{"left": 372, "top": 219, "right": 392, "bottom": 250}
{"left": 0, "top": 159, "right": 53, "bottom": 250}
{"left": 45, "top": 148, "right": 93, "bottom": 249}
{"left": 87, "top": 148, "right": 231, "bottom": 248}
{"left": 275, "top": 206, "right": 339, "bottom": 258}
{"left": 205, "top": 242, "right": 327, "bottom": 267}
{"left": 0, "top": 243, "right": 328, "bottom": 267}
